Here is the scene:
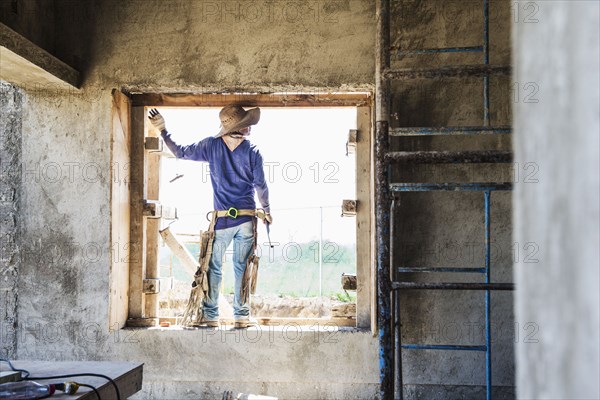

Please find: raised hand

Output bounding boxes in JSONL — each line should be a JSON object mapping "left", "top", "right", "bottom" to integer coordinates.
{"left": 148, "top": 108, "right": 166, "bottom": 132}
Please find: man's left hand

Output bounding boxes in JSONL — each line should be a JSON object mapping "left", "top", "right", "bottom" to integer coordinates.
{"left": 264, "top": 213, "right": 273, "bottom": 225}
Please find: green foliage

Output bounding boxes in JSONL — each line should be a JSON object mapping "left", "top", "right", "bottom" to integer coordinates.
{"left": 335, "top": 291, "right": 356, "bottom": 303}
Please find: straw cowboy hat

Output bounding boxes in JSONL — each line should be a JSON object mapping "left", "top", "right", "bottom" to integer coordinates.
{"left": 217, "top": 104, "right": 261, "bottom": 137}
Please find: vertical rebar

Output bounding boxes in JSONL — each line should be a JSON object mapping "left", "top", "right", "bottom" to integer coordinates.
{"left": 376, "top": 0, "right": 392, "bottom": 398}
{"left": 484, "top": 190, "right": 492, "bottom": 400}
{"left": 376, "top": 119, "right": 393, "bottom": 400}
{"left": 483, "top": 0, "right": 491, "bottom": 126}
{"left": 391, "top": 196, "right": 403, "bottom": 399}
{"left": 376, "top": 0, "right": 391, "bottom": 122}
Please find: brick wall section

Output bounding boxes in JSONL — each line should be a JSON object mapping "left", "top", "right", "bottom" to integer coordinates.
{"left": 0, "top": 81, "right": 22, "bottom": 358}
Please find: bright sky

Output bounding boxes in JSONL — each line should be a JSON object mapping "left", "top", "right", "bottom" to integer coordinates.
{"left": 158, "top": 107, "right": 357, "bottom": 248}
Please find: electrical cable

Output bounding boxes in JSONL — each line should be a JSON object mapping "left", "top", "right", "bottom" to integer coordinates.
{"left": 76, "top": 382, "right": 102, "bottom": 399}
{"left": 0, "top": 358, "right": 30, "bottom": 379}
{"left": 2, "top": 360, "right": 108, "bottom": 399}
{"left": 2, "top": 360, "right": 120, "bottom": 399}
{"left": 26, "top": 373, "right": 120, "bottom": 400}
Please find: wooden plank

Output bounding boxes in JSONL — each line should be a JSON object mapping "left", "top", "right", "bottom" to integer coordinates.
{"left": 128, "top": 106, "right": 147, "bottom": 321}
{"left": 159, "top": 227, "right": 199, "bottom": 276}
{"left": 144, "top": 121, "right": 161, "bottom": 320}
{"left": 356, "top": 106, "right": 373, "bottom": 330}
{"left": 145, "top": 137, "right": 176, "bottom": 158}
{"left": 142, "top": 200, "right": 177, "bottom": 220}
{"left": 156, "top": 316, "right": 356, "bottom": 328}
{"left": 341, "top": 200, "right": 357, "bottom": 216}
{"left": 332, "top": 303, "right": 357, "bottom": 317}
{"left": 109, "top": 90, "right": 131, "bottom": 329}
{"left": 144, "top": 136, "right": 161, "bottom": 151}
{"left": 131, "top": 92, "right": 371, "bottom": 108}
{"left": 341, "top": 273, "right": 357, "bottom": 290}
{"left": 11, "top": 361, "right": 143, "bottom": 399}
{"left": 243, "top": 317, "right": 356, "bottom": 327}
{"left": 347, "top": 129, "right": 358, "bottom": 154}
{"left": 0, "top": 23, "right": 79, "bottom": 88}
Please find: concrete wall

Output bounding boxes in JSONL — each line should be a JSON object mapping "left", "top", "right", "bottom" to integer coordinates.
{"left": 513, "top": 1, "right": 600, "bottom": 399}
{"left": 3, "top": 0, "right": 599, "bottom": 397}
{"left": 4, "top": 0, "right": 381, "bottom": 398}
{"left": 0, "top": 81, "right": 22, "bottom": 359}
{"left": 389, "top": 1, "right": 515, "bottom": 397}
{"left": 87, "top": 0, "right": 374, "bottom": 91}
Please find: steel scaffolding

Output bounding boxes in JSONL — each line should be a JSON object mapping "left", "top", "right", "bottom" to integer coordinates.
{"left": 375, "top": 1, "right": 515, "bottom": 399}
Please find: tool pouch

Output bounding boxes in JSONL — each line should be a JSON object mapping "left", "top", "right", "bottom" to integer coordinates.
{"left": 248, "top": 255, "right": 260, "bottom": 294}
{"left": 241, "top": 254, "right": 259, "bottom": 304}
{"left": 199, "top": 230, "right": 213, "bottom": 260}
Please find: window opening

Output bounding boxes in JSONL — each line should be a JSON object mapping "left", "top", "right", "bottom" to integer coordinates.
{"left": 155, "top": 107, "right": 358, "bottom": 323}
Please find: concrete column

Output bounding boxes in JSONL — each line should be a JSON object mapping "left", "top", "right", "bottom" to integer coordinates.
{"left": 513, "top": 1, "right": 600, "bottom": 398}
{"left": 0, "top": 81, "right": 23, "bottom": 358}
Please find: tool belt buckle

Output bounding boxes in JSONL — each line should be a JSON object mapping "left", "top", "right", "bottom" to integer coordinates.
{"left": 226, "top": 207, "right": 238, "bottom": 219}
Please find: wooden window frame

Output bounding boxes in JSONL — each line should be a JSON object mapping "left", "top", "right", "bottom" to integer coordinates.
{"left": 110, "top": 91, "right": 375, "bottom": 331}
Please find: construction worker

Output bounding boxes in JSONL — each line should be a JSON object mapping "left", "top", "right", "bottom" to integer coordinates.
{"left": 148, "top": 105, "right": 271, "bottom": 328}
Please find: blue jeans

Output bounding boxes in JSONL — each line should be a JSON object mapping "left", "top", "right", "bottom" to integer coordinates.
{"left": 203, "top": 221, "right": 254, "bottom": 320}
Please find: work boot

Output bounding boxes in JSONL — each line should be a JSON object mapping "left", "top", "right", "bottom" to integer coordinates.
{"left": 194, "top": 318, "right": 218, "bottom": 328}
{"left": 234, "top": 317, "right": 257, "bottom": 329}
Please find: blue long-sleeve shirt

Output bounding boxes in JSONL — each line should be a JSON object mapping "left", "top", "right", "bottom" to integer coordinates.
{"left": 161, "top": 130, "right": 270, "bottom": 230}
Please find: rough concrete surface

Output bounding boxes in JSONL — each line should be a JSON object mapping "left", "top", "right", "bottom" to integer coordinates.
{"left": 513, "top": 1, "right": 600, "bottom": 399}
{"left": 0, "top": 0, "right": 551, "bottom": 398}
{"left": 89, "top": 0, "right": 375, "bottom": 92}
{"left": 0, "top": 81, "right": 22, "bottom": 359}
{"left": 2, "top": 1, "right": 380, "bottom": 398}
